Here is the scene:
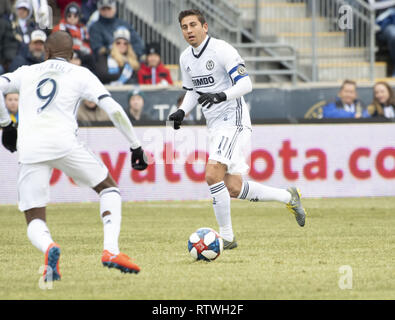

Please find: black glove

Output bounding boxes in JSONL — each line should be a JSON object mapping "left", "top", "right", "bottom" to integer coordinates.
{"left": 168, "top": 109, "right": 185, "bottom": 130}
{"left": 1, "top": 122, "right": 17, "bottom": 153}
{"left": 197, "top": 92, "right": 226, "bottom": 109}
{"left": 131, "top": 146, "right": 148, "bottom": 171}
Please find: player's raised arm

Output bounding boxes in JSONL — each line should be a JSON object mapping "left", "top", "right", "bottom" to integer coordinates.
{"left": 98, "top": 96, "right": 148, "bottom": 170}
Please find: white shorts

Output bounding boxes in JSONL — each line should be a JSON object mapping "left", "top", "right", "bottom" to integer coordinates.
{"left": 208, "top": 126, "right": 252, "bottom": 175}
{"left": 18, "top": 145, "right": 108, "bottom": 212}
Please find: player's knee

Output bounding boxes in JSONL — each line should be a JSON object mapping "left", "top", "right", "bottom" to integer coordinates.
{"left": 24, "top": 207, "right": 46, "bottom": 225}
{"left": 205, "top": 163, "right": 226, "bottom": 185}
{"left": 226, "top": 184, "right": 241, "bottom": 198}
{"left": 93, "top": 174, "right": 118, "bottom": 194}
{"left": 205, "top": 170, "right": 221, "bottom": 186}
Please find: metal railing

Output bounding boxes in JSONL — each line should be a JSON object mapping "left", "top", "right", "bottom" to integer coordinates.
{"left": 117, "top": 0, "right": 181, "bottom": 65}
{"left": 230, "top": 0, "right": 382, "bottom": 82}
{"left": 120, "top": 0, "right": 301, "bottom": 84}
{"left": 115, "top": 0, "right": 383, "bottom": 83}
{"left": 288, "top": 0, "right": 380, "bottom": 81}
{"left": 234, "top": 43, "right": 299, "bottom": 85}
{"left": 169, "top": 0, "right": 244, "bottom": 43}
{"left": 181, "top": 0, "right": 303, "bottom": 83}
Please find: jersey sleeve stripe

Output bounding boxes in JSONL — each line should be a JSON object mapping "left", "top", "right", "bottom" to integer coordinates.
{"left": 228, "top": 65, "right": 239, "bottom": 76}
{"left": 98, "top": 94, "right": 111, "bottom": 100}
{"left": 1, "top": 76, "right": 10, "bottom": 82}
{"left": 182, "top": 86, "right": 193, "bottom": 91}
{"left": 234, "top": 74, "right": 248, "bottom": 83}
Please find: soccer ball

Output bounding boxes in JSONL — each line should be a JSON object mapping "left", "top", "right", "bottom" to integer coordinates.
{"left": 188, "top": 227, "right": 223, "bottom": 261}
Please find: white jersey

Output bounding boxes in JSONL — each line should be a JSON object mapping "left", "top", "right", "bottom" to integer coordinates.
{"left": 0, "top": 58, "right": 110, "bottom": 164}
{"left": 180, "top": 36, "right": 251, "bottom": 129}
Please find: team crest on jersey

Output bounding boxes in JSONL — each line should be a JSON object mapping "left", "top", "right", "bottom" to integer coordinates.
{"left": 206, "top": 60, "right": 215, "bottom": 71}
{"left": 237, "top": 65, "right": 247, "bottom": 75}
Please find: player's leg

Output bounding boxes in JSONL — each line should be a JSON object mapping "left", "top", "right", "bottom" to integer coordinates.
{"left": 225, "top": 128, "right": 306, "bottom": 227}
{"left": 225, "top": 173, "right": 293, "bottom": 203}
{"left": 93, "top": 175, "right": 122, "bottom": 256}
{"left": 207, "top": 126, "right": 242, "bottom": 246}
{"left": 205, "top": 160, "right": 235, "bottom": 246}
{"left": 93, "top": 175, "right": 139, "bottom": 273}
{"left": 234, "top": 180, "right": 306, "bottom": 227}
{"left": 234, "top": 180, "right": 291, "bottom": 203}
{"left": 19, "top": 163, "right": 61, "bottom": 281}
{"left": 54, "top": 146, "right": 140, "bottom": 273}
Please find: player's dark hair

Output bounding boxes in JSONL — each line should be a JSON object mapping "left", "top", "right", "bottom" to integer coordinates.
{"left": 178, "top": 9, "right": 206, "bottom": 26}
{"left": 45, "top": 31, "right": 74, "bottom": 60}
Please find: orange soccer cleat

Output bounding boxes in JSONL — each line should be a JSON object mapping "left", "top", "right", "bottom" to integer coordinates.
{"left": 43, "top": 242, "right": 61, "bottom": 282}
{"left": 101, "top": 250, "right": 141, "bottom": 274}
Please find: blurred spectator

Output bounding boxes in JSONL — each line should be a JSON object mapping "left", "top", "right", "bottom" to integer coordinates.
{"left": 70, "top": 50, "right": 82, "bottom": 65}
{"left": 52, "top": 2, "right": 95, "bottom": 71}
{"left": 9, "top": 29, "right": 46, "bottom": 71}
{"left": 96, "top": 27, "right": 140, "bottom": 85}
{"left": 4, "top": 92, "right": 19, "bottom": 124}
{"left": 86, "top": 5, "right": 99, "bottom": 30}
{"left": 367, "top": 81, "right": 395, "bottom": 118}
{"left": 29, "top": 0, "right": 51, "bottom": 29}
{"left": 0, "top": 0, "right": 13, "bottom": 20}
{"left": 322, "top": 80, "right": 369, "bottom": 118}
{"left": 53, "top": 2, "right": 91, "bottom": 55}
{"left": 77, "top": 99, "right": 110, "bottom": 123}
{"left": 372, "top": 1, "right": 395, "bottom": 76}
{"left": 10, "top": 0, "right": 37, "bottom": 50}
{"left": 56, "top": 0, "right": 82, "bottom": 18}
{"left": 81, "top": 0, "right": 98, "bottom": 24}
{"left": 138, "top": 42, "right": 173, "bottom": 85}
{"left": 0, "top": 17, "right": 20, "bottom": 74}
{"left": 127, "top": 89, "right": 150, "bottom": 122}
{"left": 89, "top": 0, "right": 144, "bottom": 59}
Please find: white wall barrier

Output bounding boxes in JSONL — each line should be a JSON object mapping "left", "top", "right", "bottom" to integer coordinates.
{"left": 0, "top": 123, "right": 394, "bottom": 206}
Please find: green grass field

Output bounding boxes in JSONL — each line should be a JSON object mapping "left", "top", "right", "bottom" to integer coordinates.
{"left": 0, "top": 197, "right": 394, "bottom": 300}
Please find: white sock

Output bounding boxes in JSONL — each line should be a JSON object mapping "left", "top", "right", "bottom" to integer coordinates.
{"left": 238, "top": 181, "right": 292, "bottom": 203}
{"left": 209, "top": 181, "right": 233, "bottom": 242}
{"left": 27, "top": 219, "right": 54, "bottom": 253}
{"left": 100, "top": 187, "right": 122, "bottom": 255}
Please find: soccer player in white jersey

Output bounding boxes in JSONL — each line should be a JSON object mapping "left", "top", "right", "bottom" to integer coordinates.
{"left": 0, "top": 31, "right": 148, "bottom": 280}
{"left": 169, "top": 10, "right": 307, "bottom": 249}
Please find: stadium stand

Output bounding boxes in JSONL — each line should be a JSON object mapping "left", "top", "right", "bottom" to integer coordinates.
{"left": 119, "top": 0, "right": 395, "bottom": 84}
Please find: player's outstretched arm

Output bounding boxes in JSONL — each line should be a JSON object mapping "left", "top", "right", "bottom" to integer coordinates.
{"left": 98, "top": 96, "right": 148, "bottom": 170}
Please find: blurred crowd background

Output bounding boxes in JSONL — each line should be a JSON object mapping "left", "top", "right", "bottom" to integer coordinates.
{"left": 1, "top": 0, "right": 395, "bottom": 126}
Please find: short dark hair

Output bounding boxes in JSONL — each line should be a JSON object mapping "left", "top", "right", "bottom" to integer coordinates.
{"left": 340, "top": 79, "right": 357, "bottom": 90}
{"left": 178, "top": 9, "right": 206, "bottom": 26}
